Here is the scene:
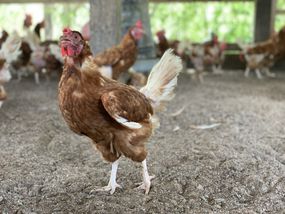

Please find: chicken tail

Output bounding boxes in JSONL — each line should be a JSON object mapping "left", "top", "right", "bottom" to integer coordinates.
{"left": 140, "top": 49, "right": 183, "bottom": 112}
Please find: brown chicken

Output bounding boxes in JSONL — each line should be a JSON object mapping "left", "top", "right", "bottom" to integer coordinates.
{"left": 0, "top": 31, "right": 9, "bottom": 48}
{"left": 156, "top": 30, "right": 180, "bottom": 57}
{"left": 0, "top": 33, "right": 22, "bottom": 108}
{"left": 247, "top": 26, "right": 285, "bottom": 57}
{"left": 58, "top": 28, "right": 182, "bottom": 194}
{"left": 237, "top": 26, "right": 285, "bottom": 79}
{"left": 0, "top": 59, "right": 7, "bottom": 108}
{"left": 203, "top": 33, "right": 227, "bottom": 73}
{"left": 93, "top": 20, "right": 144, "bottom": 80}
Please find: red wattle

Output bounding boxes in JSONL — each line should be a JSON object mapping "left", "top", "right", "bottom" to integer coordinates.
{"left": 61, "top": 47, "right": 67, "bottom": 56}
{"left": 67, "top": 47, "right": 74, "bottom": 56}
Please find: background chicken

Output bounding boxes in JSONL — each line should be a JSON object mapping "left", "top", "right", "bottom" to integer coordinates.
{"left": 188, "top": 44, "right": 207, "bottom": 83}
{"left": 155, "top": 30, "right": 179, "bottom": 57}
{"left": 11, "top": 17, "right": 62, "bottom": 84}
{"left": 93, "top": 20, "right": 144, "bottom": 81}
{"left": 203, "top": 33, "right": 227, "bottom": 74}
{"left": 59, "top": 29, "right": 182, "bottom": 195}
{"left": 0, "top": 33, "right": 22, "bottom": 108}
{"left": 238, "top": 42, "right": 276, "bottom": 79}
{"left": 237, "top": 26, "right": 285, "bottom": 79}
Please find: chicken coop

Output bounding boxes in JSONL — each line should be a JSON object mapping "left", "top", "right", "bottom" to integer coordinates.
{"left": 0, "top": 0, "right": 284, "bottom": 213}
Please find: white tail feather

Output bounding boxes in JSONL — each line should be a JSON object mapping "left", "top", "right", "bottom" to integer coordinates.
{"left": 114, "top": 115, "right": 142, "bottom": 129}
{"left": 140, "top": 49, "right": 183, "bottom": 111}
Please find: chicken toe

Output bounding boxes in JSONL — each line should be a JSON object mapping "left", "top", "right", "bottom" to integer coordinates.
{"left": 136, "top": 175, "right": 155, "bottom": 195}
{"left": 96, "top": 181, "right": 122, "bottom": 195}
{"left": 135, "top": 159, "right": 155, "bottom": 194}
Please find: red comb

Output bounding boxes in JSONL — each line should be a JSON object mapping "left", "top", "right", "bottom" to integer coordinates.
{"left": 63, "top": 27, "right": 72, "bottom": 35}
{"left": 156, "top": 30, "right": 165, "bottom": 36}
{"left": 135, "top": 20, "right": 143, "bottom": 28}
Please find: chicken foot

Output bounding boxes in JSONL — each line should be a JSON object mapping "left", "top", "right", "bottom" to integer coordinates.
{"left": 95, "top": 159, "right": 121, "bottom": 194}
{"left": 263, "top": 67, "right": 276, "bottom": 78}
{"left": 255, "top": 69, "right": 263, "bottom": 79}
{"left": 136, "top": 159, "right": 155, "bottom": 194}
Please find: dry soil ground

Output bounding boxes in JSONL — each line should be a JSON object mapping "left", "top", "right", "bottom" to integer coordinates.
{"left": 0, "top": 71, "right": 285, "bottom": 213}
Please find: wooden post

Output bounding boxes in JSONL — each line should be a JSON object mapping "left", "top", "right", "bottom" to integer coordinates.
{"left": 89, "top": 0, "right": 122, "bottom": 55}
{"left": 121, "top": 0, "right": 156, "bottom": 59}
{"left": 254, "top": 0, "right": 274, "bottom": 42}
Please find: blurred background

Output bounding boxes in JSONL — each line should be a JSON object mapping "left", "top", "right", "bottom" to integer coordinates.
{"left": 0, "top": 0, "right": 284, "bottom": 42}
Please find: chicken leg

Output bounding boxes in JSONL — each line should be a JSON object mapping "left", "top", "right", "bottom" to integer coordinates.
{"left": 255, "top": 69, "right": 263, "bottom": 79}
{"left": 136, "top": 159, "right": 155, "bottom": 194}
{"left": 244, "top": 67, "right": 250, "bottom": 77}
{"left": 264, "top": 68, "right": 276, "bottom": 78}
{"left": 96, "top": 159, "right": 121, "bottom": 194}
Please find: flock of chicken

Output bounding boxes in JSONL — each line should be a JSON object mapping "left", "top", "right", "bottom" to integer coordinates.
{"left": 0, "top": 15, "right": 64, "bottom": 107}
{"left": 156, "top": 26, "right": 285, "bottom": 82}
{"left": 1, "top": 14, "right": 285, "bottom": 109}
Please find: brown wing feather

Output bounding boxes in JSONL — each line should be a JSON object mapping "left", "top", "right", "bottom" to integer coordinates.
{"left": 92, "top": 31, "right": 138, "bottom": 80}
{"left": 101, "top": 87, "right": 153, "bottom": 124}
{"left": 93, "top": 46, "right": 122, "bottom": 66}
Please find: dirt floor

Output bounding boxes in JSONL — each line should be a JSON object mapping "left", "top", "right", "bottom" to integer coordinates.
{"left": 0, "top": 71, "right": 285, "bottom": 213}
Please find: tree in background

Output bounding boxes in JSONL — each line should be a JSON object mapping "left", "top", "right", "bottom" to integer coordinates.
{"left": 149, "top": 2, "right": 254, "bottom": 43}
{"left": 2, "top": 2, "right": 285, "bottom": 43}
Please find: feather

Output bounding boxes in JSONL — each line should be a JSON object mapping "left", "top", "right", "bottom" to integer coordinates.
{"left": 140, "top": 49, "right": 183, "bottom": 111}
{"left": 99, "top": 66, "right": 113, "bottom": 79}
{"left": 114, "top": 115, "right": 142, "bottom": 129}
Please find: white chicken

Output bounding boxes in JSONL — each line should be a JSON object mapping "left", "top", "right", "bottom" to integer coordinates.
{"left": 0, "top": 32, "right": 22, "bottom": 108}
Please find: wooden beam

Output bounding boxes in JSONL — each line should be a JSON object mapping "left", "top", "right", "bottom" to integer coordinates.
{"left": 121, "top": 0, "right": 156, "bottom": 59}
{"left": 0, "top": 0, "right": 86, "bottom": 3}
{"left": 254, "top": 0, "right": 274, "bottom": 42}
{"left": 0, "top": 0, "right": 253, "bottom": 3}
{"left": 151, "top": 0, "right": 252, "bottom": 1}
{"left": 275, "top": 9, "right": 285, "bottom": 15}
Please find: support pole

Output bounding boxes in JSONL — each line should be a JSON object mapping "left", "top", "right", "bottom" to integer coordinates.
{"left": 121, "top": 0, "right": 156, "bottom": 59}
{"left": 254, "top": 0, "right": 274, "bottom": 42}
{"left": 89, "top": 0, "right": 122, "bottom": 55}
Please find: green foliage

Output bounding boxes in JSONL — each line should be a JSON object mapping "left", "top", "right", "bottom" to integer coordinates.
{"left": 1, "top": 1, "right": 285, "bottom": 43}
{"left": 149, "top": 2, "right": 254, "bottom": 43}
{"left": 45, "top": 3, "right": 89, "bottom": 40}
{"left": 277, "top": 0, "right": 285, "bottom": 9}
{"left": 275, "top": 0, "right": 285, "bottom": 30}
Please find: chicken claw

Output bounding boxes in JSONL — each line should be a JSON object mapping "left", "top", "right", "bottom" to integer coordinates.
{"left": 92, "top": 160, "right": 121, "bottom": 194}
{"left": 136, "top": 159, "right": 155, "bottom": 194}
{"left": 95, "top": 181, "right": 122, "bottom": 195}
{"left": 136, "top": 175, "right": 155, "bottom": 195}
